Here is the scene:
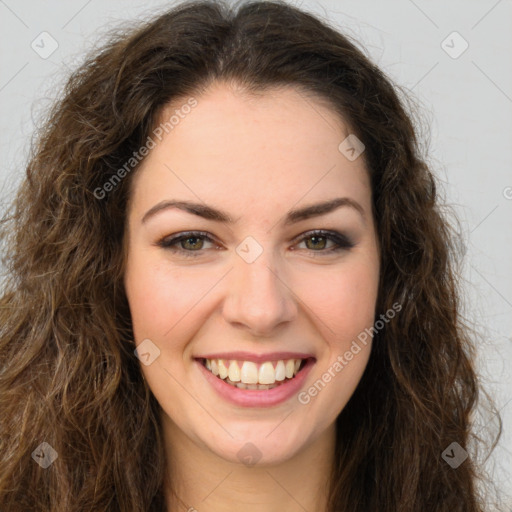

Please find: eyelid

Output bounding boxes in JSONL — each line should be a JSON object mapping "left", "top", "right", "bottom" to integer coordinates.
{"left": 290, "top": 229, "right": 354, "bottom": 249}
{"left": 157, "top": 231, "right": 218, "bottom": 252}
{"left": 157, "top": 229, "right": 354, "bottom": 257}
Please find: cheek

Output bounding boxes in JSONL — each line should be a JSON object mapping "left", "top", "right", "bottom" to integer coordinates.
{"left": 126, "top": 247, "right": 379, "bottom": 346}
{"left": 124, "top": 255, "right": 211, "bottom": 391}
{"left": 125, "top": 259, "right": 170, "bottom": 339}
{"left": 124, "top": 250, "right": 215, "bottom": 340}
{"left": 301, "top": 256, "right": 379, "bottom": 346}
{"left": 293, "top": 258, "right": 378, "bottom": 426}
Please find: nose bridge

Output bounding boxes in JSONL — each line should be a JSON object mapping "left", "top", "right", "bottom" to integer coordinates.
{"left": 222, "top": 238, "right": 296, "bottom": 335}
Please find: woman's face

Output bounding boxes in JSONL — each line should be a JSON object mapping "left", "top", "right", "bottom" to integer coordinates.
{"left": 124, "top": 82, "right": 380, "bottom": 466}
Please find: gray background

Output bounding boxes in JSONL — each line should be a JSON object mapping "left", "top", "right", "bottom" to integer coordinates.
{"left": 1, "top": 0, "right": 511, "bottom": 506}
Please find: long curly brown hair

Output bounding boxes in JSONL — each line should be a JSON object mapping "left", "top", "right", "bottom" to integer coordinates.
{"left": 0, "top": 0, "right": 501, "bottom": 510}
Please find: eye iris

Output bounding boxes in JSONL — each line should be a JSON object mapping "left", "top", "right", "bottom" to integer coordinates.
{"left": 182, "top": 236, "right": 203, "bottom": 250}
{"left": 306, "top": 235, "right": 326, "bottom": 250}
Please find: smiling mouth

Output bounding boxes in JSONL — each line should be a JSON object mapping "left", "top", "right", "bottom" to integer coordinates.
{"left": 197, "top": 357, "right": 310, "bottom": 390}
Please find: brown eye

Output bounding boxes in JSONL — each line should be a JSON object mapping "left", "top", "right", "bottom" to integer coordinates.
{"left": 304, "top": 234, "right": 328, "bottom": 250}
{"left": 157, "top": 231, "right": 217, "bottom": 258}
{"left": 296, "top": 230, "right": 354, "bottom": 253}
{"left": 180, "top": 236, "right": 205, "bottom": 251}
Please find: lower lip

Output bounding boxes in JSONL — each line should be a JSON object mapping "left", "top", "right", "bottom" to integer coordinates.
{"left": 195, "top": 358, "right": 315, "bottom": 408}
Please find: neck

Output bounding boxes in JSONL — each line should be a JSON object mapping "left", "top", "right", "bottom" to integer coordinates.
{"left": 162, "top": 417, "right": 336, "bottom": 512}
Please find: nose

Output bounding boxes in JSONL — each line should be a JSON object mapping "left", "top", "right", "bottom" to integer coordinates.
{"left": 221, "top": 250, "right": 297, "bottom": 337}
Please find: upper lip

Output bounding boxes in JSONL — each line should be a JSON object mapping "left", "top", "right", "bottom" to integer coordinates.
{"left": 194, "top": 351, "right": 315, "bottom": 363}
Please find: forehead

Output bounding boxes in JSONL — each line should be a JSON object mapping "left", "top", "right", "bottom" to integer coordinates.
{"left": 129, "top": 82, "right": 371, "bottom": 215}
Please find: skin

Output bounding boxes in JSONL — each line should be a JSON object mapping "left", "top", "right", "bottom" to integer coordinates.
{"left": 123, "top": 81, "right": 380, "bottom": 512}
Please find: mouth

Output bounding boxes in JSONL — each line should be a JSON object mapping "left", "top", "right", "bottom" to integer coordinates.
{"left": 195, "top": 357, "right": 313, "bottom": 390}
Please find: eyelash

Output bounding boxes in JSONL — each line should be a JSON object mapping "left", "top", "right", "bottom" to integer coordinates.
{"left": 156, "top": 230, "right": 354, "bottom": 258}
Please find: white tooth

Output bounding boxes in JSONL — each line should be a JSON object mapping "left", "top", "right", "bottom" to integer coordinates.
{"left": 228, "top": 361, "right": 241, "bottom": 382}
{"left": 294, "top": 359, "right": 301, "bottom": 374}
{"left": 218, "top": 359, "right": 228, "bottom": 379}
{"left": 205, "top": 359, "right": 211, "bottom": 370}
{"left": 258, "top": 361, "right": 276, "bottom": 384}
{"left": 275, "top": 360, "right": 286, "bottom": 381}
{"left": 241, "top": 361, "right": 259, "bottom": 384}
{"left": 210, "top": 359, "right": 218, "bottom": 376}
{"left": 285, "top": 359, "right": 295, "bottom": 379}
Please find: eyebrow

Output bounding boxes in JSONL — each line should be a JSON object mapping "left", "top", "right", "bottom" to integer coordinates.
{"left": 141, "top": 197, "right": 365, "bottom": 225}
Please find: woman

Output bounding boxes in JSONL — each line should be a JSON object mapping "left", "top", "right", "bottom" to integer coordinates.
{"left": 0, "top": 0, "right": 501, "bottom": 510}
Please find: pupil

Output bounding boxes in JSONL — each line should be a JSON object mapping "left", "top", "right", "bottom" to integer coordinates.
{"left": 184, "top": 237, "right": 201, "bottom": 249}
{"left": 308, "top": 236, "right": 325, "bottom": 249}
